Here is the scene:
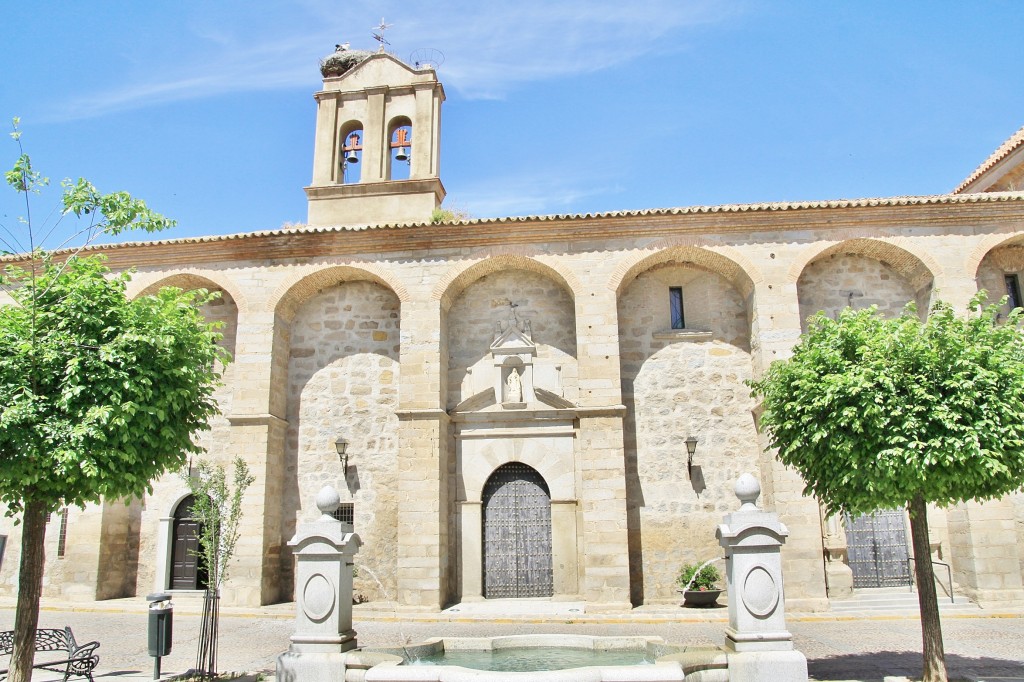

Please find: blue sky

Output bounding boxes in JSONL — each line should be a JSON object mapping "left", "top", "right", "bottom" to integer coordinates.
{"left": 2, "top": 1, "right": 1023, "bottom": 246}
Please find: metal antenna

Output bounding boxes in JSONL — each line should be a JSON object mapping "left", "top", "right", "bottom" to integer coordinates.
{"left": 372, "top": 18, "right": 393, "bottom": 52}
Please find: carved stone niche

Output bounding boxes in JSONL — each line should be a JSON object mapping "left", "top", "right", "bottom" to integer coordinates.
{"left": 490, "top": 323, "right": 536, "bottom": 408}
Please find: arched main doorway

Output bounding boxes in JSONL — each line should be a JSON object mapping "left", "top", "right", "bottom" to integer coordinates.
{"left": 170, "top": 495, "right": 208, "bottom": 590}
{"left": 482, "top": 462, "right": 553, "bottom": 598}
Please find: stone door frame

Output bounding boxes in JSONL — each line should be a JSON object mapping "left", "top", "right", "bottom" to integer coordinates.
{"left": 454, "top": 421, "right": 579, "bottom": 601}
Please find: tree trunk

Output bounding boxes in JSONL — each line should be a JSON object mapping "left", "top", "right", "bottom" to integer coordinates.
{"left": 9, "top": 500, "right": 48, "bottom": 682}
{"left": 909, "top": 494, "right": 948, "bottom": 682}
{"left": 195, "top": 588, "right": 220, "bottom": 678}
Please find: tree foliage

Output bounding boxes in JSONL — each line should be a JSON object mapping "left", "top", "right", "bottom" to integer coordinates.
{"left": 750, "top": 297, "right": 1024, "bottom": 682}
{"left": 0, "top": 256, "right": 229, "bottom": 515}
{"left": 2, "top": 118, "right": 226, "bottom": 682}
{"left": 750, "top": 299, "right": 1024, "bottom": 516}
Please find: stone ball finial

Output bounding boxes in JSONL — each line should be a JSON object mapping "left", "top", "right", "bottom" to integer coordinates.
{"left": 735, "top": 473, "right": 761, "bottom": 511}
{"left": 316, "top": 485, "right": 341, "bottom": 518}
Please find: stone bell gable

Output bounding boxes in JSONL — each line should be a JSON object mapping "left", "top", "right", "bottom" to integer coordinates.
{"left": 307, "top": 50, "right": 445, "bottom": 228}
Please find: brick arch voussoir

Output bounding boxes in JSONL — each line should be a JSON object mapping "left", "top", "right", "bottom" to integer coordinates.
{"left": 127, "top": 270, "right": 248, "bottom": 312}
{"left": 431, "top": 248, "right": 581, "bottom": 311}
{"left": 788, "top": 238, "right": 940, "bottom": 293}
{"left": 609, "top": 239, "right": 763, "bottom": 299}
{"left": 966, "top": 231, "right": 1024, "bottom": 280}
{"left": 271, "top": 263, "right": 409, "bottom": 322}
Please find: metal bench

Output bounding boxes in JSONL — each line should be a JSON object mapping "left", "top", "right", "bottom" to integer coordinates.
{"left": 0, "top": 627, "right": 100, "bottom": 682}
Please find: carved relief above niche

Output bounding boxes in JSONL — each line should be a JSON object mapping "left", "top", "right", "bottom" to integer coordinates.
{"left": 490, "top": 319, "right": 536, "bottom": 408}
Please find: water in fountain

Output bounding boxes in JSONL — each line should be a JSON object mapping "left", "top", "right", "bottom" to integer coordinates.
{"left": 682, "top": 557, "right": 726, "bottom": 593}
{"left": 408, "top": 647, "right": 653, "bottom": 671}
{"left": 354, "top": 563, "right": 416, "bottom": 662}
{"left": 353, "top": 562, "right": 392, "bottom": 604}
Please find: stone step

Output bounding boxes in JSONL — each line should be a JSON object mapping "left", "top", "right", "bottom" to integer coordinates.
{"left": 830, "top": 587, "right": 978, "bottom": 613}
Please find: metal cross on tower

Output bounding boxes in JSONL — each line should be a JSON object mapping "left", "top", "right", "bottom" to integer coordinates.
{"left": 372, "top": 18, "right": 393, "bottom": 52}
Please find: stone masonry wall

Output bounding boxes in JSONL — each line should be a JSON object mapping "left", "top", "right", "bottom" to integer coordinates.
{"left": 977, "top": 245, "right": 1024, "bottom": 315}
{"left": 619, "top": 266, "right": 758, "bottom": 603}
{"left": 446, "top": 269, "right": 578, "bottom": 409}
{"left": 977, "top": 246, "right": 1024, "bottom": 579}
{"left": 281, "top": 280, "right": 400, "bottom": 602}
{"left": 798, "top": 254, "right": 925, "bottom": 331}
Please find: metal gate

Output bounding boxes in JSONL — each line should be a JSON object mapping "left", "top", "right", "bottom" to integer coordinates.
{"left": 482, "top": 462, "right": 554, "bottom": 598}
{"left": 843, "top": 509, "right": 911, "bottom": 588}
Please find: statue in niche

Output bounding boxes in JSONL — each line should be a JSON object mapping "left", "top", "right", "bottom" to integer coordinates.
{"left": 505, "top": 367, "right": 523, "bottom": 403}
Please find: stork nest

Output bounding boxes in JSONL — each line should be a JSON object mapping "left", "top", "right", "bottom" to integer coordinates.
{"left": 320, "top": 49, "right": 374, "bottom": 78}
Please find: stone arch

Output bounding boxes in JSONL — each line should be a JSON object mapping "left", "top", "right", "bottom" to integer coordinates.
{"left": 615, "top": 241, "right": 760, "bottom": 606}
{"left": 386, "top": 115, "right": 412, "bottom": 181}
{"left": 794, "top": 238, "right": 936, "bottom": 330}
{"left": 432, "top": 249, "right": 581, "bottom": 311}
{"left": 967, "top": 231, "right": 1024, "bottom": 281}
{"left": 271, "top": 263, "right": 409, "bottom": 322}
{"left": 972, "top": 232, "right": 1024, "bottom": 315}
{"left": 128, "top": 270, "right": 248, "bottom": 313}
{"left": 443, "top": 255, "right": 579, "bottom": 409}
{"left": 609, "top": 241, "right": 762, "bottom": 299}
{"left": 128, "top": 271, "right": 241, "bottom": 364}
{"left": 464, "top": 449, "right": 575, "bottom": 505}
{"left": 788, "top": 238, "right": 940, "bottom": 292}
{"left": 279, "top": 274, "right": 402, "bottom": 603}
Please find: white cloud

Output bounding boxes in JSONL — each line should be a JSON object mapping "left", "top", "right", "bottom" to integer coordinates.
{"left": 48, "top": 0, "right": 740, "bottom": 120}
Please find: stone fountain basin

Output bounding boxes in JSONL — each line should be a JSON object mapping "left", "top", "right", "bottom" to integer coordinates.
{"left": 351, "top": 635, "right": 728, "bottom": 682}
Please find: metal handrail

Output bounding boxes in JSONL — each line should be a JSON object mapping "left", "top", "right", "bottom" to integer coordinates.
{"left": 907, "top": 556, "right": 955, "bottom": 604}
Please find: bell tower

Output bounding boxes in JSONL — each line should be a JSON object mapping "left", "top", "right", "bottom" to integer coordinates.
{"left": 305, "top": 45, "right": 445, "bottom": 227}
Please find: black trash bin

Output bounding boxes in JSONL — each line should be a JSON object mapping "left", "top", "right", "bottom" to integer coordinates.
{"left": 146, "top": 593, "right": 172, "bottom": 679}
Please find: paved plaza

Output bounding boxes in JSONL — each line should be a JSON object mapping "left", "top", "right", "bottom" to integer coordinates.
{"left": 1, "top": 598, "right": 1022, "bottom": 681}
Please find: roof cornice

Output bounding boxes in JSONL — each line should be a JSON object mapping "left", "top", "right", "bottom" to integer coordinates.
{"left": 9, "top": 191, "right": 1024, "bottom": 269}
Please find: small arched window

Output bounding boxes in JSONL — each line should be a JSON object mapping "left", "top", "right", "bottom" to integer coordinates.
{"left": 387, "top": 117, "right": 412, "bottom": 180}
{"left": 339, "top": 122, "right": 363, "bottom": 184}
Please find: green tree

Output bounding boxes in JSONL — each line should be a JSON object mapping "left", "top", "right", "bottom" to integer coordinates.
{"left": 750, "top": 299, "right": 1024, "bottom": 682}
{"left": 183, "top": 457, "right": 254, "bottom": 678}
{"left": 1, "top": 120, "right": 227, "bottom": 682}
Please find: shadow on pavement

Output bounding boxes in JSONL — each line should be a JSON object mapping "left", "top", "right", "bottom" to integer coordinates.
{"left": 807, "top": 650, "right": 1024, "bottom": 681}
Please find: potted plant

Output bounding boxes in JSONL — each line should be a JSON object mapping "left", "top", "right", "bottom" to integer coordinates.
{"left": 677, "top": 562, "right": 723, "bottom": 607}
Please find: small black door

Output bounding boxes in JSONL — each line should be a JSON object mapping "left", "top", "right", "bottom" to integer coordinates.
{"left": 170, "top": 495, "right": 207, "bottom": 590}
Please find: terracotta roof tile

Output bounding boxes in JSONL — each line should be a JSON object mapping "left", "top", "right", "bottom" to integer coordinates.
{"left": 954, "top": 124, "right": 1024, "bottom": 194}
{"left": 8, "top": 190, "right": 1024, "bottom": 260}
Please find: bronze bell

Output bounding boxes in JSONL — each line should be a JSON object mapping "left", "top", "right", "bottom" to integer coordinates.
{"left": 394, "top": 146, "right": 409, "bottom": 162}
{"left": 345, "top": 151, "right": 360, "bottom": 164}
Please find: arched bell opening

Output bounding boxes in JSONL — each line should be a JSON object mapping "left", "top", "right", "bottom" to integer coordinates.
{"left": 339, "top": 121, "right": 364, "bottom": 184}
{"left": 387, "top": 117, "right": 412, "bottom": 181}
{"left": 481, "top": 462, "right": 553, "bottom": 599}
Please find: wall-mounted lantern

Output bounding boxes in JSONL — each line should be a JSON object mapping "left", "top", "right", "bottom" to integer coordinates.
{"left": 685, "top": 436, "right": 698, "bottom": 477}
{"left": 335, "top": 437, "right": 349, "bottom": 471}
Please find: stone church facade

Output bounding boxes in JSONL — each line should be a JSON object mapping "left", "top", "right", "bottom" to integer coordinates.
{"left": 2, "top": 49, "right": 1024, "bottom": 611}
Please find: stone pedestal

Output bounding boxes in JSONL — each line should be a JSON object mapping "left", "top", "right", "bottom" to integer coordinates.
{"left": 717, "top": 473, "right": 808, "bottom": 681}
{"left": 277, "top": 485, "right": 361, "bottom": 682}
